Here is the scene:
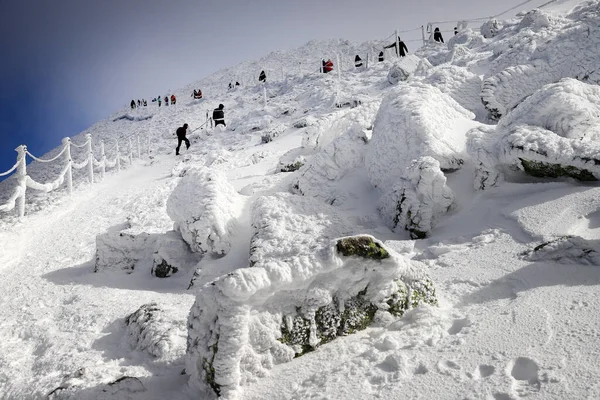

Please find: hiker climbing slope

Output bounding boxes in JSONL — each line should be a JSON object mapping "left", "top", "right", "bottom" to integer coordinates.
{"left": 175, "top": 123, "right": 190, "bottom": 155}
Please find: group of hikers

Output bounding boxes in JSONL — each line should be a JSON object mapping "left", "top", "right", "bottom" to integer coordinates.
{"left": 169, "top": 26, "right": 451, "bottom": 155}
{"left": 153, "top": 94, "right": 177, "bottom": 107}
{"left": 130, "top": 99, "right": 148, "bottom": 109}
{"left": 174, "top": 104, "right": 226, "bottom": 155}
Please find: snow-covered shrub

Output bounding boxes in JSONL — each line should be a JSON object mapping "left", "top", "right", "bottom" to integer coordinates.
{"left": 481, "top": 4, "right": 600, "bottom": 119}
{"left": 517, "top": 9, "right": 553, "bottom": 31}
{"left": 186, "top": 194, "right": 438, "bottom": 399}
{"left": 125, "top": 303, "right": 186, "bottom": 358}
{"left": 387, "top": 55, "right": 421, "bottom": 85}
{"left": 292, "top": 126, "right": 368, "bottom": 205}
{"left": 520, "top": 235, "right": 600, "bottom": 265}
{"left": 466, "top": 125, "right": 502, "bottom": 190}
{"left": 276, "top": 148, "right": 309, "bottom": 173}
{"left": 378, "top": 157, "right": 454, "bottom": 239}
{"left": 152, "top": 230, "right": 201, "bottom": 278}
{"left": 365, "top": 82, "right": 475, "bottom": 190}
{"left": 421, "top": 64, "right": 483, "bottom": 114}
{"left": 94, "top": 230, "right": 155, "bottom": 273}
{"left": 166, "top": 167, "right": 241, "bottom": 255}
{"left": 469, "top": 79, "right": 600, "bottom": 187}
{"left": 292, "top": 115, "right": 318, "bottom": 129}
{"left": 480, "top": 19, "right": 501, "bottom": 38}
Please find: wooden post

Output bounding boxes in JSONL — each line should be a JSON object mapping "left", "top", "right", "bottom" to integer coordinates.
{"left": 15, "top": 145, "right": 27, "bottom": 218}
{"left": 85, "top": 133, "right": 94, "bottom": 184}
{"left": 61, "top": 138, "right": 73, "bottom": 195}
{"left": 421, "top": 25, "right": 426, "bottom": 46}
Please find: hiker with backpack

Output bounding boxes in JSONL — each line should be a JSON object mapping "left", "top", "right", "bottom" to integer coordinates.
{"left": 434, "top": 27, "right": 444, "bottom": 43}
{"left": 259, "top": 70, "right": 267, "bottom": 83}
{"left": 175, "top": 123, "right": 190, "bottom": 155}
{"left": 355, "top": 55, "right": 363, "bottom": 68}
{"left": 130, "top": 100, "right": 136, "bottom": 109}
{"left": 322, "top": 59, "right": 333, "bottom": 73}
{"left": 165, "top": 96, "right": 169, "bottom": 106}
{"left": 384, "top": 36, "right": 408, "bottom": 57}
{"left": 212, "top": 104, "right": 226, "bottom": 128}
{"left": 171, "top": 94, "right": 176, "bottom": 105}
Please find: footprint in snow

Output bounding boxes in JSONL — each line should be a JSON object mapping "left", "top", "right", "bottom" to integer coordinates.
{"left": 508, "top": 357, "right": 541, "bottom": 397}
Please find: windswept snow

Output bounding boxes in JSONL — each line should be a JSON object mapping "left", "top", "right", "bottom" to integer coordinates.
{"left": 3, "top": 1, "right": 600, "bottom": 399}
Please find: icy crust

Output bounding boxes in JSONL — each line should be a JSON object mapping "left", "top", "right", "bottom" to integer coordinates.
{"left": 166, "top": 167, "right": 241, "bottom": 255}
{"left": 365, "top": 82, "right": 474, "bottom": 190}
{"left": 468, "top": 79, "right": 600, "bottom": 188}
{"left": 186, "top": 194, "right": 438, "bottom": 399}
{"left": 292, "top": 126, "right": 369, "bottom": 205}
{"left": 378, "top": 157, "right": 455, "bottom": 239}
{"left": 481, "top": 4, "right": 600, "bottom": 118}
{"left": 125, "top": 302, "right": 186, "bottom": 359}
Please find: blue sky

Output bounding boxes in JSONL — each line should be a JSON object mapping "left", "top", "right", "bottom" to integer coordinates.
{"left": 0, "top": 0, "right": 553, "bottom": 176}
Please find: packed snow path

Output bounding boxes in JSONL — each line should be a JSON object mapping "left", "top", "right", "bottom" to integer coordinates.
{"left": 0, "top": 156, "right": 195, "bottom": 399}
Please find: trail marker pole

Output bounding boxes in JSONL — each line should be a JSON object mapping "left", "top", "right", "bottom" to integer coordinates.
{"left": 15, "top": 145, "right": 26, "bottom": 218}
{"left": 116, "top": 140, "right": 121, "bottom": 172}
{"left": 62, "top": 138, "right": 73, "bottom": 195}
{"left": 136, "top": 134, "right": 141, "bottom": 159}
{"left": 100, "top": 140, "right": 106, "bottom": 180}
{"left": 85, "top": 134, "right": 94, "bottom": 184}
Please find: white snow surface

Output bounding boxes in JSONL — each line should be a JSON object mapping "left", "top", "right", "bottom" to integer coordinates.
{"left": 3, "top": 2, "right": 600, "bottom": 399}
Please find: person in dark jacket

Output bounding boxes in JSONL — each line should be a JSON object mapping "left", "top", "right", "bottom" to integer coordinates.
{"left": 384, "top": 36, "right": 408, "bottom": 57}
{"left": 165, "top": 96, "right": 169, "bottom": 106}
{"left": 130, "top": 100, "right": 136, "bottom": 109}
{"left": 175, "top": 123, "right": 190, "bottom": 155}
{"left": 259, "top": 70, "right": 266, "bottom": 82}
{"left": 454, "top": 27, "right": 458, "bottom": 35}
{"left": 235, "top": 81, "right": 240, "bottom": 86}
{"left": 355, "top": 55, "right": 363, "bottom": 68}
{"left": 434, "top": 27, "right": 444, "bottom": 43}
{"left": 212, "top": 104, "right": 226, "bottom": 127}
{"left": 378, "top": 51, "right": 384, "bottom": 62}
{"left": 322, "top": 59, "right": 334, "bottom": 73}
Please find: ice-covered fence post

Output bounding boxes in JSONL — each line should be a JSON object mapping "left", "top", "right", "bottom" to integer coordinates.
{"left": 336, "top": 53, "right": 341, "bottom": 81}
{"left": 128, "top": 137, "right": 133, "bottom": 166}
{"left": 263, "top": 86, "right": 267, "bottom": 108}
{"left": 100, "top": 140, "right": 106, "bottom": 180}
{"left": 61, "top": 138, "right": 73, "bottom": 195}
{"left": 136, "top": 134, "right": 141, "bottom": 159}
{"left": 395, "top": 30, "right": 400, "bottom": 58}
{"left": 85, "top": 133, "right": 94, "bottom": 184}
{"left": 147, "top": 135, "right": 151, "bottom": 158}
{"left": 116, "top": 140, "right": 121, "bottom": 172}
{"left": 421, "top": 25, "right": 426, "bottom": 46}
{"left": 15, "top": 145, "right": 26, "bottom": 218}
{"left": 281, "top": 64, "right": 284, "bottom": 81}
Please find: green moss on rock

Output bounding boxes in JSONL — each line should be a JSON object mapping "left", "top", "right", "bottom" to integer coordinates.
{"left": 280, "top": 161, "right": 304, "bottom": 173}
{"left": 409, "top": 278, "right": 438, "bottom": 308}
{"left": 520, "top": 158, "right": 597, "bottom": 181}
{"left": 336, "top": 236, "right": 390, "bottom": 259}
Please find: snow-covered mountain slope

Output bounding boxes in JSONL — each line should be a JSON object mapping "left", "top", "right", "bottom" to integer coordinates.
{"left": 3, "top": 1, "right": 600, "bottom": 399}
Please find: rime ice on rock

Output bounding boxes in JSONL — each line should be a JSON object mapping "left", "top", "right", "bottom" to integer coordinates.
{"left": 378, "top": 157, "right": 454, "bottom": 239}
{"left": 481, "top": 4, "right": 600, "bottom": 119}
{"left": 186, "top": 193, "right": 437, "bottom": 399}
{"left": 166, "top": 167, "right": 241, "bottom": 256}
{"left": 293, "top": 126, "right": 369, "bottom": 205}
{"left": 124, "top": 302, "right": 186, "bottom": 359}
{"left": 387, "top": 54, "right": 421, "bottom": 85}
{"left": 94, "top": 229, "right": 155, "bottom": 273}
{"left": 469, "top": 79, "right": 600, "bottom": 189}
{"left": 152, "top": 230, "right": 201, "bottom": 278}
{"left": 365, "top": 82, "right": 475, "bottom": 190}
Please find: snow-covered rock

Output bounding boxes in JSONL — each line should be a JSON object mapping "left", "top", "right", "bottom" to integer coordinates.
{"left": 166, "top": 167, "right": 242, "bottom": 255}
{"left": 481, "top": 19, "right": 501, "bottom": 38}
{"left": 481, "top": 3, "right": 600, "bottom": 119}
{"left": 387, "top": 55, "right": 421, "bottom": 85}
{"left": 421, "top": 64, "right": 483, "bottom": 114}
{"left": 124, "top": 302, "right": 186, "bottom": 359}
{"left": 94, "top": 228, "right": 155, "bottom": 273}
{"left": 521, "top": 235, "right": 600, "bottom": 265}
{"left": 365, "top": 82, "right": 475, "bottom": 190}
{"left": 469, "top": 79, "right": 600, "bottom": 188}
{"left": 186, "top": 193, "right": 437, "bottom": 399}
{"left": 292, "top": 126, "right": 368, "bottom": 205}
{"left": 378, "top": 157, "right": 455, "bottom": 239}
{"left": 152, "top": 230, "right": 201, "bottom": 278}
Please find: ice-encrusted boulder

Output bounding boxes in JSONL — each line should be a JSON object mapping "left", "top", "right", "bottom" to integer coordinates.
{"left": 186, "top": 194, "right": 438, "bottom": 399}
{"left": 469, "top": 79, "right": 600, "bottom": 189}
{"left": 387, "top": 54, "right": 422, "bottom": 84}
{"left": 365, "top": 82, "right": 476, "bottom": 190}
{"left": 301, "top": 100, "right": 379, "bottom": 150}
{"left": 261, "top": 123, "right": 286, "bottom": 143}
{"left": 378, "top": 157, "right": 455, "bottom": 239}
{"left": 166, "top": 167, "right": 242, "bottom": 255}
{"left": 94, "top": 229, "right": 155, "bottom": 273}
{"left": 152, "top": 230, "right": 201, "bottom": 278}
{"left": 125, "top": 303, "right": 186, "bottom": 359}
{"left": 292, "top": 126, "right": 369, "bottom": 205}
{"left": 481, "top": 19, "right": 501, "bottom": 38}
{"left": 481, "top": 3, "right": 600, "bottom": 119}
{"left": 421, "top": 64, "right": 483, "bottom": 114}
